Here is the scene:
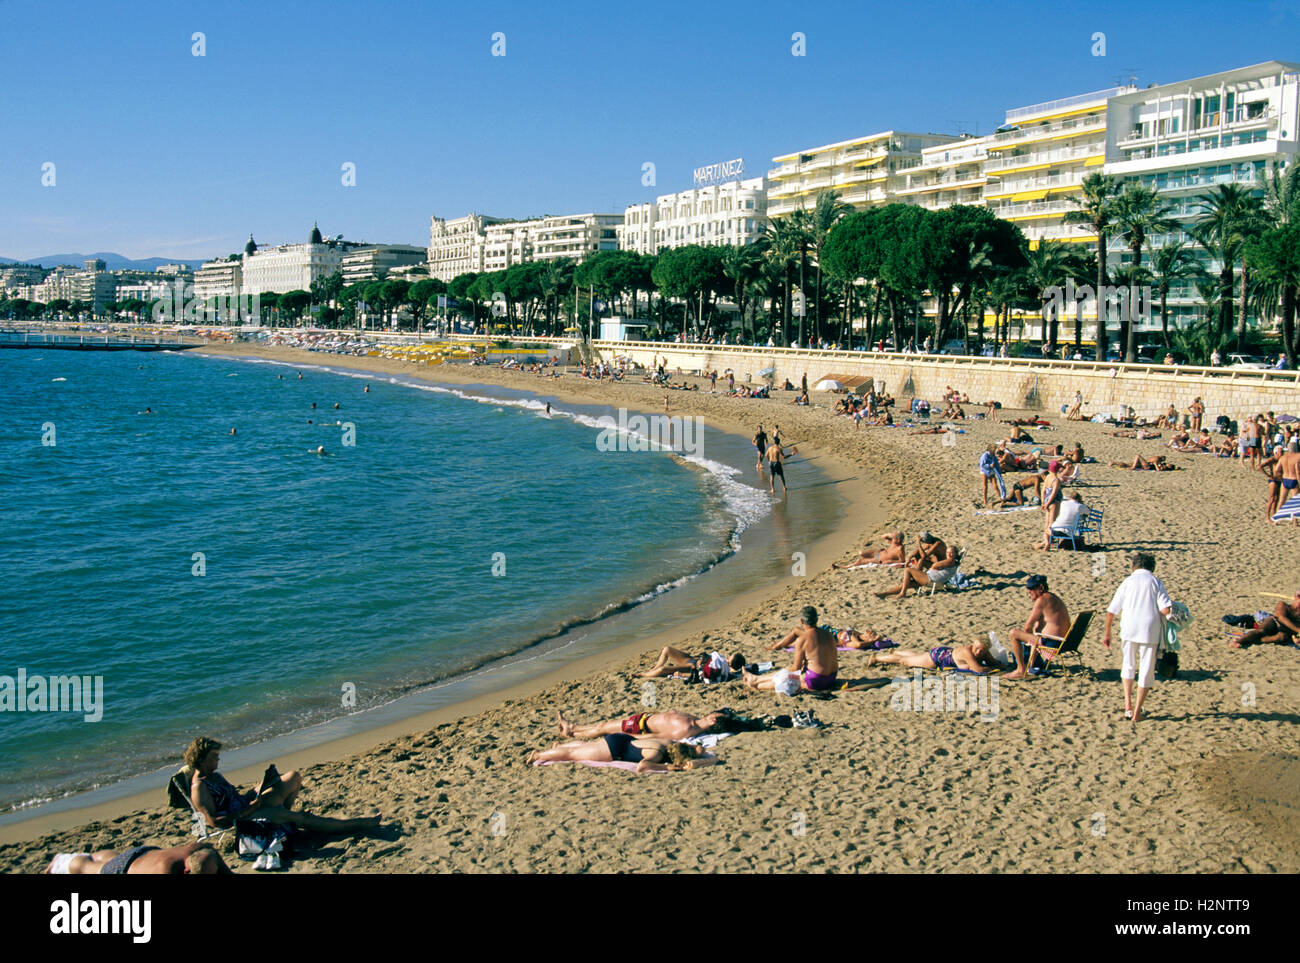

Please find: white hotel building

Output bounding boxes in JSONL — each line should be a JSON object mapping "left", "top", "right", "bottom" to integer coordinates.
{"left": 618, "top": 176, "right": 769, "bottom": 255}
{"left": 1102, "top": 61, "right": 1300, "bottom": 329}
{"left": 427, "top": 212, "right": 622, "bottom": 280}
{"left": 239, "top": 227, "right": 343, "bottom": 296}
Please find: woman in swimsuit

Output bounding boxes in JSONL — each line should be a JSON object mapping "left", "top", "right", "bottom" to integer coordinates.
{"left": 186, "top": 737, "right": 380, "bottom": 834}
{"left": 528, "top": 735, "right": 715, "bottom": 773}
{"left": 868, "top": 639, "right": 997, "bottom": 674}
{"left": 1034, "top": 469, "right": 1064, "bottom": 551}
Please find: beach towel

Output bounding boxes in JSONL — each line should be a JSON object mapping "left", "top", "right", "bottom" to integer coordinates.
{"left": 843, "top": 561, "right": 904, "bottom": 569}
{"left": 681, "top": 733, "right": 732, "bottom": 749}
{"left": 1272, "top": 494, "right": 1300, "bottom": 523}
{"left": 974, "top": 505, "right": 1037, "bottom": 515}
{"left": 532, "top": 755, "right": 716, "bottom": 773}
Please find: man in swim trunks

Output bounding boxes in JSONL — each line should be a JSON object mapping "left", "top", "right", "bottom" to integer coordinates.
{"left": 46, "top": 842, "right": 230, "bottom": 875}
{"left": 753, "top": 424, "right": 768, "bottom": 472}
{"left": 555, "top": 709, "right": 727, "bottom": 742}
{"left": 745, "top": 605, "right": 839, "bottom": 691}
{"left": 874, "top": 532, "right": 959, "bottom": 600}
{"left": 1004, "top": 574, "right": 1072, "bottom": 679}
{"left": 765, "top": 440, "right": 795, "bottom": 496}
{"left": 1277, "top": 440, "right": 1300, "bottom": 516}
{"left": 1230, "top": 590, "right": 1300, "bottom": 648}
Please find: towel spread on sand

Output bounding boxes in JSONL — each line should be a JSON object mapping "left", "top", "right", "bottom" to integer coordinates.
{"left": 843, "top": 561, "right": 904, "bottom": 569}
{"left": 975, "top": 505, "right": 1038, "bottom": 515}
{"left": 532, "top": 754, "right": 717, "bottom": 772}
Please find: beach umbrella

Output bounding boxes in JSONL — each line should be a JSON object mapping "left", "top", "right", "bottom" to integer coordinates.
{"left": 758, "top": 365, "right": 776, "bottom": 377}
{"left": 814, "top": 379, "right": 844, "bottom": 392}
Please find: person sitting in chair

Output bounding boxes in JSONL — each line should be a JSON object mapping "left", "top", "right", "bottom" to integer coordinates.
{"left": 1004, "top": 574, "right": 1071, "bottom": 680}
{"left": 185, "top": 737, "right": 380, "bottom": 834}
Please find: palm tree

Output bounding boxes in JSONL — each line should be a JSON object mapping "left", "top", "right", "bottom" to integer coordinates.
{"left": 1111, "top": 184, "right": 1178, "bottom": 361}
{"left": 1149, "top": 241, "right": 1206, "bottom": 348}
{"left": 722, "top": 241, "right": 768, "bottom": 344}
{"left": 1064, "top": 173, "right": 1121, "bottom": 360}
{"left": 1022, "top": 240, "right": 1073, "bottom": 351}
{"left": 786, "top": 209, "right": 814, "bottom": 345}
{"left": 807, "top": 190, "right": 853, "bottom": 343}
{"left": 1192, "top": 183, "right": 1259, "bottom": 346}
{"left": 763, "top": 219, "right": 800, "bottom": 346}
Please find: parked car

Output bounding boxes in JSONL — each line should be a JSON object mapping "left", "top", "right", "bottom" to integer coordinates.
{"left": 1228, "top": 353, "right": 1270, "bottom": 369}
{"left": 939, "top": 339, "right": 967, "bottom": 356}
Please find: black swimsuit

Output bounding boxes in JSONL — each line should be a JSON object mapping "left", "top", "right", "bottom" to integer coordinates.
{"left": 604, "top": 733, "right": 650, "bottom": 763}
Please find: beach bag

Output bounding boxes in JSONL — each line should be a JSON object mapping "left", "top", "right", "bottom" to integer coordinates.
{"left": 1156, "top": 649, "right": 1179, "bottom": 680}
{"left": 236, "top": 819, "right": 292, "bottom": 860}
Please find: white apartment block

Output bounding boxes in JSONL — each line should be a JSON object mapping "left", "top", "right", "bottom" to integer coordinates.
{"left": 27, "top": 265, "right": 116, "bottom": 311}
{"left": 341, "top": 244, "right": 429, "bottom": 284}
{"left": 193, "top": 259, "right": 242, "bottom": 300}
{"left": 767, "top": 131, "right": 958, "bottom": 219}
{"left": 618, "top": 177, "right": 768, "bottom": 255}
{"left": 239, "top": 231, "right": 342, "bottom": 295}
{"left": 428, "top": 213, "right": 508, "bottom": 282}
{"left": 1103, "top": 61, "right": 1300, "bottom": 328}
{"left": 893, "top": 136, "right": 992, "bottom": 212}
{"left": 983, "top": 86, "right": 1133, "bottom": 246}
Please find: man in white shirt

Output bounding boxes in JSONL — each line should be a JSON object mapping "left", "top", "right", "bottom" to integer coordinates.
{"left": 1052, "top": 492, "right": 1087, "bottom": 541}
{"left": 1103, "top": 553, "right": 1173, "bottom": 724}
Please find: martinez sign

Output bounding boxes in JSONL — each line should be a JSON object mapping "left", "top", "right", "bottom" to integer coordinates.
{"left": 693, "top": 157, "right": 745, "bottom": 187}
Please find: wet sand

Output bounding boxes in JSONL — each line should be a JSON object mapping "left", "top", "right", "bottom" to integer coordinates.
{"left": 2, "top": 342, "right": 1297, "bottom": 873}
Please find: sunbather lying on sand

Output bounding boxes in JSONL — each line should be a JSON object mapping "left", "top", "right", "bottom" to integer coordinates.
{"left": 1229, "top": 591, "right": 1300, "bottom": 648}
{"left": 46, "top": 842, "right": 230, "bottom": 875}
{"left": 528, "top": 736, "right": 716, "bottom": 772}
{"left": 1109, "top": 454, "right": 1178, "bottom": 471}
{"left": 556, "top": 709, "right": 727, "bottom": 741}
{"left": 637, "top": 646, "right": 745, "bottom": 680}
{"left": 868, "top": 638, "right": 997, "bottom": 674}
{"left": 833, "top": 531, "right": 905, "bottom": 568}
{"left": 1111, "top": 428, "right": 1161, "bottom": 440}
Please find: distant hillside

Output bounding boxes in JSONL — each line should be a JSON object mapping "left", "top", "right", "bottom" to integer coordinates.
{"left": 0, "top": 252, "right": 209, "bottom": 271}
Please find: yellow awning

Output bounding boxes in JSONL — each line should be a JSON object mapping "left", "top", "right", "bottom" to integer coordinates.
{"left": 1010, "top": 189, "right": 1049, "bottom": 202}
{"left": 1084, "top": 154, "right": 1106, "bottom": 166}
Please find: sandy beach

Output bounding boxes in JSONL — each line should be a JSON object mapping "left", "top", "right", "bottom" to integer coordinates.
{"left": 3, "top": 342, "right": 1298, "bottom": 874}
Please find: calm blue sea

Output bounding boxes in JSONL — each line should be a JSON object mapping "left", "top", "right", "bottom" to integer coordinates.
{"left": 0, "top": 350, "right": 772, "bottom": 810}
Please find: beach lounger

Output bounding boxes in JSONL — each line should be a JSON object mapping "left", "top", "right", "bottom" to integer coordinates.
{"left": 1021, "top": 611, "right": 1094, "bottom": 675}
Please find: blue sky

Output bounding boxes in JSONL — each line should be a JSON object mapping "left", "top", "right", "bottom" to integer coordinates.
{"left": 1, "top": 0, "right": 1297, "bottom": 260}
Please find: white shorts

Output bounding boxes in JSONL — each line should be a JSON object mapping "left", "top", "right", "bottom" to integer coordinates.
{"left": 927, "top": 567, "right": 955, "bottom": 586}
{"left": 1121, "top": 639, "right": 1158, "bottom": 688}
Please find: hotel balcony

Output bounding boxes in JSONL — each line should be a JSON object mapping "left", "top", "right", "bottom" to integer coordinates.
{"left": 1116, "top": 113, "right": 1278, "bottom": 150}
{"left": 990, "top": 112, "right": 1106, "bottom": 148}
{"left": 984, "top": 145, "right": 1101, "bottom": 174}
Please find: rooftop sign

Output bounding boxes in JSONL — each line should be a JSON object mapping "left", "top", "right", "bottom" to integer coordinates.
{"left": 693, "top": 157, "right": 745, "bottom": 187}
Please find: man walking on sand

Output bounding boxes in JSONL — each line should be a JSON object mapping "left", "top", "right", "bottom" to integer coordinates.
{"left": 1005, "top": 574, "right": 1071, "bottom": 679}
{"left": 1103, "top": 553, "right": 1172, "bottom": 724}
